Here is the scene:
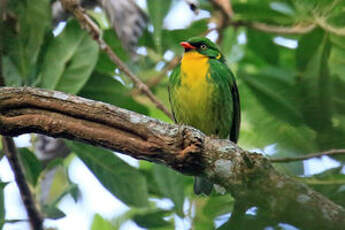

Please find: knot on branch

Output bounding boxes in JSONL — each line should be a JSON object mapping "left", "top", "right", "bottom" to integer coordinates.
{"left": 168, "top": 126, "right": 206, "bottom": 175}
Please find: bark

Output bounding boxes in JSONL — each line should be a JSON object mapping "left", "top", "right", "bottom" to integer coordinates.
{"left": 0, "top": 87, "right": 344, "bottom": 229}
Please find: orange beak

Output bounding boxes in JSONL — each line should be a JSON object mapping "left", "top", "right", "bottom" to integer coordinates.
{"left": 180, "top": 42, "right": 196, "bottom": 49}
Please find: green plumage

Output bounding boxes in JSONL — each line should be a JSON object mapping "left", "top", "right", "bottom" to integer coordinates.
{"left": 168, "top": 37, "right": 240, "bottom": 195}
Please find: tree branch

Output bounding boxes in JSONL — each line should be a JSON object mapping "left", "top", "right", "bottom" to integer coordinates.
{"left": 270, "top": 149, "right": 345, "bottom": 163}
{"left": 210, "top": 0, "right": 317, "bottom": 35}
{"left": 0, "top": 87, "right": 344, "bottom": 229}
{"left": 1, "top": 137, "right": 43, "bottom": 230}
{"left": 59, "top": 0, "right": 173, "bottom": 120}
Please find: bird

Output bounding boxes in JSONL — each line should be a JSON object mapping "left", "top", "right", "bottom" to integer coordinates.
{"left": 168, "top": 37, "right": 240, "bottom": 195}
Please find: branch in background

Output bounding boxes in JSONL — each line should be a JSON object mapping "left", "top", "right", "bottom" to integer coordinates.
{"left": 210, "top": 0, "right": 233, "bottom": 20}
{"left": 270, "top": 149, "right": 345, "bottom": 163}
{"left": 315, "top": 16, "right": 345, "bottom": 36}
{"left": 59, "top": 0, "right": 173, "bottom": 120}
{"left": 210, "top": 0, "right": 317, "bottom": 35}
{"left": 146, "top": 57, "right": 179, "bottom": 88}
{"left": 0, "top": 87, "right": 345, "bottom": 230}
{"left": 247, "top": 22, "right": 317, "bottom": 34}
{"left": 1, "top": 137, "right": 43, "bottom": 230}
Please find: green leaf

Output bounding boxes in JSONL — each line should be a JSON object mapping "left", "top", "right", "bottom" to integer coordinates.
{"left": 329, "top": 35, "right": 345, "bottom": 115}
{"left": 153, "top": 164, "right": 185, "bottom": 216}
{"left": 147, "top": 0, "right": 172, "bottom": 52}
{"left": 4, "top": 0, "right": 50, "bottom": 82}
{"left": 241, "top": 68, "right": 303, "bottom": 125}
{"left": 40, "top": 20, "right": 98, "bottom": 94}
{"left": 298, "top": 33, "right": 333, "bottom": 133}
{"left": 247, "top": 29, "right": 279, "bottom": 65}
{"left": 91, "top": 214, "right": 117, "bottom": 230}
{"left": 133, "top": 210, "right": 172, "bottom": 229}
{"left": 296, "top": 28, "right": 324, "bottom": 72}
{"left": 220, "top": 27, "right": 238, "bottom": 57}
{"left": 18, "top": 148, "right": 42, "bottom": 186}
{"left": 42, "top": 205, "right": 66, "bottom": 219}
{"left": 68, "top": 142, "right": 149, "bottom": 207}
{"left": 233, "top": 2, "right": 295, "bottom": 24}
{"left": 1, "top": 56, "right": 22, "bottom": 87}
{"left": 39, "top": 165, "right": 69, "bottom": 205}
{"left": 203, "top": 195, "right": 234, "bottom": 219}
{"left": 238, "top": 79, "right": 315, "bottom": 175}
{"left": 79, "top": 73, "right": 149, "bottom": 115}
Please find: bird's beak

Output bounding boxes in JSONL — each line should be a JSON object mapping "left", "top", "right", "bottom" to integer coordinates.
{"left": 180, "top": 42, "right": 196, "bottom": 50}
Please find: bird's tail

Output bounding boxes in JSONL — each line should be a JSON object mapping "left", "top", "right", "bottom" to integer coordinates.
{"left": 194, "top": 177, "right": 213, "bottom": 195}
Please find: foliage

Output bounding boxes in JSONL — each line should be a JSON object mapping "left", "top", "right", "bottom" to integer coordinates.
{"left": 1, "top": 0, "right": 345, "bottom": 229}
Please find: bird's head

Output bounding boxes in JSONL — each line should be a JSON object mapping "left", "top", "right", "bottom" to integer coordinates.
{"left": 180, "top": 37, "right": 224, "bottom": 61}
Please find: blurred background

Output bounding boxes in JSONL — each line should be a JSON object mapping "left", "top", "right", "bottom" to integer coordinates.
{"left": 1, "top": 0, "right": 345, "bottom": 229}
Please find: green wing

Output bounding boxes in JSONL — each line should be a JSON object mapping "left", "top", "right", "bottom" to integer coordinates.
{"left": 168, "top": 64, "right": 181, "bottom": 123}
{"left": 209, "top": 59, "right": 241, "bottom": 143}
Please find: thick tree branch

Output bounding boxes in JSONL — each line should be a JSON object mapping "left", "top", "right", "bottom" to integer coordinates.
{"left": 271, "top": 149, "right": 345, "bottom": 163}
{"left": 1, "top": 137, "right": 43, "bottom": 230}
{"left": 0, "top": 87, "right": 344, "bottom": 229}
{"left": 59, "top": 0, "right": 173, "bottom": 120}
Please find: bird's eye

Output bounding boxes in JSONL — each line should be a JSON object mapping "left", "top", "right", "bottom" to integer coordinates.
{"left": 200, "top": 44, "right": 207, "bottom": 50}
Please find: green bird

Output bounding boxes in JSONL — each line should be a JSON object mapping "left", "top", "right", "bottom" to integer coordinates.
{"left": 168, "top": 37, "right": 241, "bottom": 195}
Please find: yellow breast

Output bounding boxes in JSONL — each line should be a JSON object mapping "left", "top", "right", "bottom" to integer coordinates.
{"left": 180, "top": 51, "right": 209, "bottom": 86}
{"left": 173, "top": 51, "right": 213, "bottom": 127}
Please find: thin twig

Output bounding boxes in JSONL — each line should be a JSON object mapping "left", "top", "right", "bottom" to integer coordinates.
{"left": 249, "top": 22, "right": 317, "bottom": 35}
{"left": 59, "top": 0, "right": 173, "bottom": 120}
{"left": 270, "top": 149, "right": 345, "bottom": 163}
{"left": 210, "top": 0, "right": 233, "bottom": 20}
{"left": 315, "top": 16, "right": 345, "bottom": 36}
{"left": 1, "top": 137, "right": 43, "bottom": 230}
{"left": 146, "top": 57, "right": 179, "bottom": 88}
{"left": 211, "top": 0, "right": 316, "bottom": 35}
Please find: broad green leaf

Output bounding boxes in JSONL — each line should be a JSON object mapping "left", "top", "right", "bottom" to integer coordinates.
{"left": 153, "top": 164, "right": 185, "bottom": 216}
{"left": 192, "top": 197, "right": 215, "bottom": 230}
{"left": 1, "top": 56, "right": 22, "bottom": 87}
{"left": 298, "top": 33, "right": 332, "bottom": 133}
{"left": 91, "top": 214, "right": 116, "bottom": 230}
{"left": 41, "top": 165, "right": 69, "bottom": 205}
{"left": 238, "top": 81, "right": 315, "bottom": 175}
{"left": 220, "top": 27, "right": 238, "bottom": 57}
{"left": 133, "top": 210, "right": 172, "bottom": 229}
{"left": 241, "top": 68, "right": 302, "bottom": 125}
{"left": 68, "top": 142, "right": 149, "bottom": 207}
{"left": 42, "top": 205, "right": 66, "bottom": 219}
{"left": 329, "top": 35, "right": 345, "bottom": 115}
{"left": 79, "top": 73, "right": 149, "bottom": 115}
{"left": 247, "top": 29, "right": 279, "bottom": 65}
{"left": 18, "top": 148, "right": 42, "bottom": 186}
{"left": 4, "top": 0, "right": 50, "bottom": 82}
{"left": 147, "top": 0, "right": 172, "bottom": 52}
{"left": 233, "top": 2, "right": 295, "bottom": 24}
{"left": 203, "top": 195, "right": 234, "bottom": 219}
{"left": 40, "top": 20, "right": 98, "bottom": 94}
{"left": 296, "top": 28, "right": 324, "bottom": 72}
